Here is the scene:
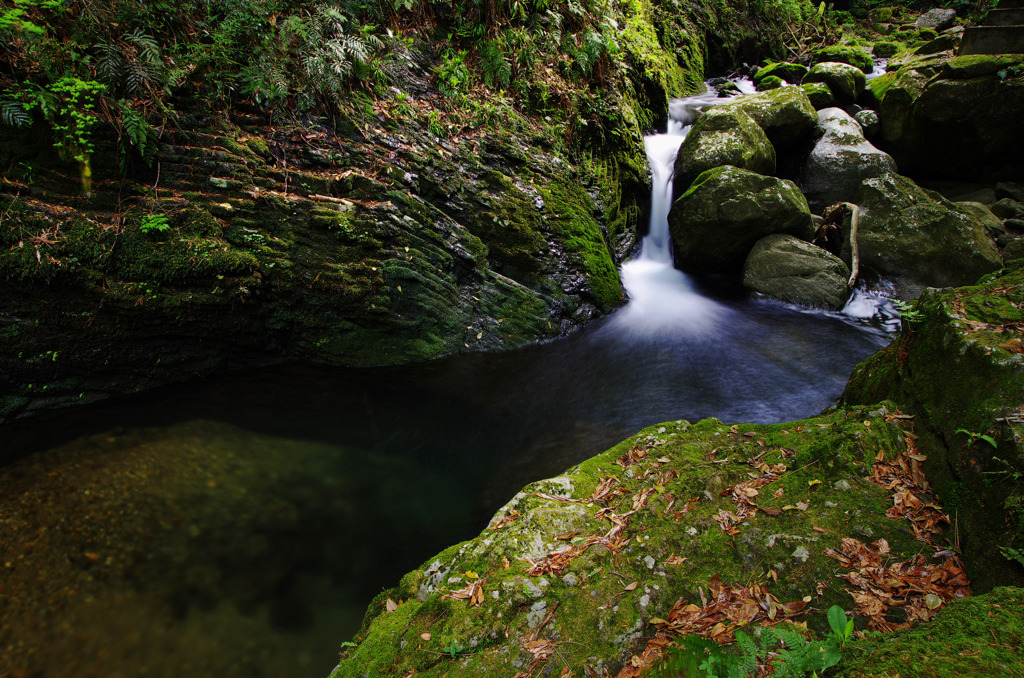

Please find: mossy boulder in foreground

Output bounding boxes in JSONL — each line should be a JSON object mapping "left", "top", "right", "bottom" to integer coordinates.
{"left": 843, "top": 262, "right": 1024, "bottom": 593}
{"left": 330, "top": 405, "right": 968, "bottom": 677}
{"left": 668, "top": 165, "right": 814, "bottom": 274}
{"left": 837, "top": 586, "right": 1024, "bottom": 677}
{"left": 672, "top": 107, "right": 776, "bottom": 195}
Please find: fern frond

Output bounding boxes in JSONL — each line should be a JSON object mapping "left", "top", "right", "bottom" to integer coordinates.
{"left": 0, "top": 98, "right": 31, "bottom": 127}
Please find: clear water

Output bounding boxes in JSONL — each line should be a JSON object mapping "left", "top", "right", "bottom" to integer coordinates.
{"left": 0, "top": 88, "right": 897, "bottom": 678}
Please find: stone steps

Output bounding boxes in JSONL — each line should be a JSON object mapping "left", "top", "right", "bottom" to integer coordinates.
{"left": 959, "top": 0, "right": 1024, "bottom": 55}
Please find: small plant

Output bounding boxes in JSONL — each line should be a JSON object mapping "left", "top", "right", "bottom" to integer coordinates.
{"left": 139, "top": 214, "right": 171, "bottom": 234}
{"left": 956, "top": 428, "right": 998, "bottom": 448}
{"left": 827, "top": 604, "right": 854, "bottom": 648}
{"left": 891, "top": 298, "right": 923, "bottom": 326}
{"left": 442, "top": 640, "right": 464, "bottom": 657}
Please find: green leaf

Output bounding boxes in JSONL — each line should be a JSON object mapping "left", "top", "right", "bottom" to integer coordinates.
{"left": 827, "top": 605, "right": 848, "bottom": 637}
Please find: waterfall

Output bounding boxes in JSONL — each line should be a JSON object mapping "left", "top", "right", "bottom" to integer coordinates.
{"left": 608, "top": 88, "right": 730, "bottom": 338}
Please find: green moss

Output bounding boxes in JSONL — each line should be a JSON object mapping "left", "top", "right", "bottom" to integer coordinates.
{"left": 812, "top": 45, "right": 874, "bottom": 73}
{"left": 838, "top": 587, "right": 1024, "bottom": 677}
{"left": 330, "top": 405, "right": 958, "bottom": 677}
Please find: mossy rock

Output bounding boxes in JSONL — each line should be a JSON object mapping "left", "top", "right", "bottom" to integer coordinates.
{"left": 812, "top": 45, "right": 874, "bottom": 73}
{"left": 673, "top": 107, "right": 776, "bottom": 194}
{"left": 756, "top": 75, "right": 785, "bottom": 91}
{"left": 802, "top": 62, "right": 867, "bottom": 104}
{"left": 753, "top": 61, "right": 809, "bottom": 85}
{"left": 838, "top": 587, "right": 1024, "bottom": 677}
{"left": 852, "top": 172, "right": 1001, "bottom": 295}
{"left": 843, "top": 262, "right": 1024, "bottom": 592}
{"left": 872, "top": 40, "right": 900, "bottom": 58}
{"left": 668, "top": 165, "right": 814, "bottom": 274}
{"left": 330, "top": 405, "right": 948, "bottom": 677}
{"left": 742, "top": 234, "right": 851, "bottom": 310}
{"left": 716, "top": 86, "right": 819, "bottom": 149}
{"left": 801, "top": 82, "right": 837, "bottom": 110}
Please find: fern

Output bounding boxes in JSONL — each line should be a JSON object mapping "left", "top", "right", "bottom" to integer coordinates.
{"left": 0, "top": 97, "right": 31, "bottom": 127}
{"left": 95, "top": 28, "right": 165, "bottom": 98}
{"left": 302, "top": 4, "right": 383, "bottom": 96}
{"left": 117, "top": 100, "right": 157, "bottom": 166}
{"left": 480, "top": 40, "right": 511, "bottom": 88}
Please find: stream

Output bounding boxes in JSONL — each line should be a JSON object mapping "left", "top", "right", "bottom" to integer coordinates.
{"left": 0, "top": 83, "right": 897, "bottom": 678}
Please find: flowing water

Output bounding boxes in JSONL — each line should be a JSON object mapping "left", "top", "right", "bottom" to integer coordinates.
{"left": 0, "top": 86, "right": 897, "bottom": 678}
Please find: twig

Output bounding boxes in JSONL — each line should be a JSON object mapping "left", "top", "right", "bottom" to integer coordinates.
{"left": 842, "top": 202, "right": 861, "bottom": 289}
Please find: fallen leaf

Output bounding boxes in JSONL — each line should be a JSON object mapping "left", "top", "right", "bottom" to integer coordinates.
{"left": 386, "top": 598, "right": 398, "bottom": 613}
{"left": 420, "top": 632, "right": 431, "bottom": 641}
{"left": 624, "top": 581, "right": 638, "bottom": 591}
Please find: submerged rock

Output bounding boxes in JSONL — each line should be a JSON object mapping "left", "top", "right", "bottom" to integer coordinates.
{"left": 742, "top": 234, "right": 851, "bottom": 310}
{"left": 668, "top": 165, "right": 814, "bottom": 274}
{"left": 716, "top": 86, "right": 819, "bottom": 149}
{"left": 672, "top": 107, "right": 776, "bottom": 194}
{"left": 802, "top": 61, "right": 867, "bottom": 104}
{"left": 801, "top": 108, "right": 897, "bottom": 208}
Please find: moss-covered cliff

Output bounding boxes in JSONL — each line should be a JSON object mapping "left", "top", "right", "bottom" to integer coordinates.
{"left": 0, "top": 0, "right": 799, "bottom": 420}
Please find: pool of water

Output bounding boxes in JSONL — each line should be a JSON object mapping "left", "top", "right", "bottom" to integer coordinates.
{"left": 0, "top": 285, "right": 893, "bottom": 678}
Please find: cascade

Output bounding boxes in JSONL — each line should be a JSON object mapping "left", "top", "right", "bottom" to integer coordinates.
{"left": 609, "top": 88, "right": 734, "bottom": 337}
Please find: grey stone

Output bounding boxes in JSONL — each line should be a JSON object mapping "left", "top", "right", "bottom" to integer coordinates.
{"left": 742, "top": 234, "right": 851, "bottom": 310}
{"left": 716, "top": 86, "right": 819, "bottom": 148}
{"left": 854, "top": 109, "right": 881, "bottom": 136}
{"left": 916, "top": 8, "right": 957, "bottom": 31}
{"left": 856, "top": 173, "right": 1003, "bottom": 293}
{"left": 802, "top": 108, "right": 897, "bottom": 208}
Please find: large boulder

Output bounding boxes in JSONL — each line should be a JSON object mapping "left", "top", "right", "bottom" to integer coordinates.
{"left": 330, "top": 405, "right": 974, "bottom": 677}
{"left": 802, "top": 61, "right": 866, "bottom": 103}
{"left": 811, "top": 45, "right": 874, "bottom": 73}
{"left": 672, "top": 107, "right": 776, "bottom": 195}
{"left": 801, "top": 108, "right": 897, "bottom": 209}
{"left": 843, "top": 262, "right": 1024, "bottom": 593}
{"left": 742, "top": 234, "right": 851, "bottom": 310}
{"left": 668, "top": 165, "right": 815, "bottom": 273}
{"left": 876, "top": 54, "right": 1024, "bottom": 179}
{"left": 915, "top": 7, "right": 957, "bottom": 31}
{"left": 853, "top": 173, "right": 1002, "bottom": 294}
{"left": 715, "top": 86, "right": 819, "bottom": 149}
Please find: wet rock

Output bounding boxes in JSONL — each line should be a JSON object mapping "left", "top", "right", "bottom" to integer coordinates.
{"left": 673, "top": 107, "right": 776, "bottom": 193}
{"left": 742, "top": 234, "right": 851, "bottom": 310}
{"left": 854, "top": 109, "right": 880, "bottom": 136}
{"left": 801, "top": 108, "right": 896, "bottom": 208}
{"left": 855, "top": 173, "right": 1002, "bottom": 294}
{"left": 802, "top": 61, "right": 866, "bottom": 104}
{"left": 668, "top": 165, "right": 815, "bottom": 274}
{"left": 956, "top": 201, "right": 1008, "bottom": 240}
{"left": 716, "top": 86, "right": 819, "bottom": 149}
{"left": 876, "top": 53, "right": 1024, "bottom": 179}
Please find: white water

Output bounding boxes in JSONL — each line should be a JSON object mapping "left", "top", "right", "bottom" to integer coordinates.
{"left": 613, "top": 80, "right": 897, "bottom": 336}
{"left": 610, "top": 87, "right": 739, "bottom": 338}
